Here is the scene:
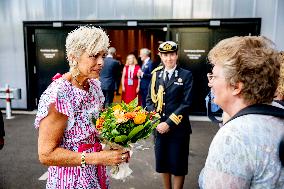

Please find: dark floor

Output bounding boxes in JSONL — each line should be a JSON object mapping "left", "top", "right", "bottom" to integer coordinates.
{"left": 0, "top": 114, "right": 219, "bottom": 189}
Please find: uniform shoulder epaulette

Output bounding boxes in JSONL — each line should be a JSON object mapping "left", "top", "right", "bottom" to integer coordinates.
{"left": 151, "top": 66, "right": 163, "bottom": 74}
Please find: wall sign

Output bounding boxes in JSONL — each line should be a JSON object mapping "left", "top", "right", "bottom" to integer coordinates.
{"left": 40, "top": 49, "right": 59, "bottom": 59}
{"left": 184, "top": 49, "right": 206, "bottom": 60}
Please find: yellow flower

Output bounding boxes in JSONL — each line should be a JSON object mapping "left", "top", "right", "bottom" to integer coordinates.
{"left": 112, "top": 104, "right": 123, "bottom": 111}
{"left": 134, "top": 113, "right": 147, "bottom": 124}
{"left": 134, "top": 106, "right": 142, "bottom": 112}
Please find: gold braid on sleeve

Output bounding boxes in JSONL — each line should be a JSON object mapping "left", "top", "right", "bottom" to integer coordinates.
{"left": 151, "top": 72, "right": 164, "bottom": 113}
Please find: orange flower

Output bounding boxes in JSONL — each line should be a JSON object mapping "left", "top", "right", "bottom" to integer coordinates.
{"left": 96, "top": 118, "right": 104, "bottom": 130}
{"left": 133, "top": 113, "right": 147, "bottom": 124}
{"left": 124, "top": 112, "right": 137, "bottom": 119}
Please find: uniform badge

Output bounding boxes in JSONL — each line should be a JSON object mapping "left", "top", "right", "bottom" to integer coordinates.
{"left": 174, "top": 78, "right": 183, "bottom": 85}
{"left": 163, "top": 43, "right": 173, "bottom": 51}
{"left": 175, "top": 70, "right": 178, "bottom": 77}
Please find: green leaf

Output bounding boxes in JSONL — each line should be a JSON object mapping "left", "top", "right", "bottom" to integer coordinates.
{"left": 91, "top": 117, "right": 97, "bottom": 124}
{"left": 143, "top": 121, "right": 160, "bottom": 138}
{"left": 111, "top": 129, "right": 120, "bottom": 135}
{"left": 114, "top": 135, "right": 128, "bottom": 143}
{"left": 143, "top": 120, "right": 151, "bottom": 129}
{"left": 127, "top": 125, "right": 144, "bottom": 139}
{"left": 129, "top": 97, "right": 138, "bottom": 107}
{"left": 130, "top": 120, "right": 160, "bottom": 143}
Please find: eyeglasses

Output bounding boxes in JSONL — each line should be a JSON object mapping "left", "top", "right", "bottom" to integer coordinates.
{"left": 207, "top": 73, "right": 217, "bottom": 81}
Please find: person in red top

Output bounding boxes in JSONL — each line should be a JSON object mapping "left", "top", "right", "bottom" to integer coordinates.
{"left": 121, "top": 54, "right": 141, "bottom": 104}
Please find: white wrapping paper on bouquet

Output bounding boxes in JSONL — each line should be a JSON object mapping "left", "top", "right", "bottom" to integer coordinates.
{"left": 110, "top": 162, "right": 133, "bottom": 180}
{"left": 109, "top": 148, "right": 133, "bottom": 181}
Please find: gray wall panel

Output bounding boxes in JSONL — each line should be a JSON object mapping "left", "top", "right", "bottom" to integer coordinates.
{"left": 233, "top": 0, "right": 254, "bottom": 17}
{"left": 276, "top": 0, "right": 284, "bottom": 50}
{"left": 0, "top": 0, "right": 283, "bottom": 109}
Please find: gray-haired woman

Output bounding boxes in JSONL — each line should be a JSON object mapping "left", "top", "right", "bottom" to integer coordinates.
{"left": 35, "top": 26, "right": 129, "bottom": 189}
{"left": 199, "top": 36, "right": 284, "bottom": 189}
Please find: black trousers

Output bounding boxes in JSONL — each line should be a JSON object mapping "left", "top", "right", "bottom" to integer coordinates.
{"left": 140, "top": 87, "right": 148, "bottom": 108}
{"left": 102, "top": 90, "right": 115, "bottom": 108}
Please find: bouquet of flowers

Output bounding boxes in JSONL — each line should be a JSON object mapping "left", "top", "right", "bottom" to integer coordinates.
{"left": 92, "top": 97, "right": 160, "bottom": 180}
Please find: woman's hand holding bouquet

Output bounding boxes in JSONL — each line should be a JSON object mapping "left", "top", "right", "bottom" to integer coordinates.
{"left": 92, "top": 97, "right": 160, "bottom": 180}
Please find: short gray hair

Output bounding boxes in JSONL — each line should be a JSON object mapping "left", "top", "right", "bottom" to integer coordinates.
{"left": 108, "top": 47, "right": 116, "bottom": 55}
{"left": 140, "top": 48, "right": 151, "bottom": 56}
{"left": 65, "top": 26, "right": 109, "bottom": 61}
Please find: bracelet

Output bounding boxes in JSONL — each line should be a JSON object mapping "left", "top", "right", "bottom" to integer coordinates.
{"left": 81, "top": 152, "right": 86, "bottom": 168}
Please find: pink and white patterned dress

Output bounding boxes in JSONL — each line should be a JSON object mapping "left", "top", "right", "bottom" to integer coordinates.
{"left": 34, "top": 77, "right": 108, "bottom": 189}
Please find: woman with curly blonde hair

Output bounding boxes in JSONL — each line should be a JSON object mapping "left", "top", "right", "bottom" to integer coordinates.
{"left": 35, "top": 26, "right": 129, "bottom": 189}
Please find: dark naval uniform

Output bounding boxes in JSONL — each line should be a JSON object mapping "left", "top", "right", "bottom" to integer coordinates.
{"left": 146, "top": 65, "right": 193, "bottom": 176}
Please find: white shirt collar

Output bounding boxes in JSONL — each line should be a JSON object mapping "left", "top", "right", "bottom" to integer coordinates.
{"left": 144, "top": 57, "right": 150, "bottom": 64}
{"left": 164, "top": 65, "right": 177, "bottom": 80}
{"left": 106, "top": 54, "right": 113, "bottom": 58}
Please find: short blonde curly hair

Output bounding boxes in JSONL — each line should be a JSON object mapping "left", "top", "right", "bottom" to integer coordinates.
{"left": 208, "top": 36, "right": 280, "bottom": 104}
{"left": 65, "top": 26, "right": 109, "bottom": 61}
{"left": 277, "top": 52, "right": 284, "bottom": 97}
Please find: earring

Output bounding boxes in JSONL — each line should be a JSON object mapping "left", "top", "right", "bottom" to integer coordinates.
{"left": 69, "top": 61, "right": 80, "bottom": 78}
{"left": 69, "top": 60, "right": 78, "bottom": 68}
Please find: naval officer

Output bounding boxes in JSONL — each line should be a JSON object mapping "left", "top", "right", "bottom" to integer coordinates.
{"left": 146, "top": 41, "right": 193, "bottom": 189}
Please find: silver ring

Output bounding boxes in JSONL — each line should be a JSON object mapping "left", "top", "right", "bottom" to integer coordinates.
{"left": 121, "top": 155, "right": 126, "bottom": 160}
